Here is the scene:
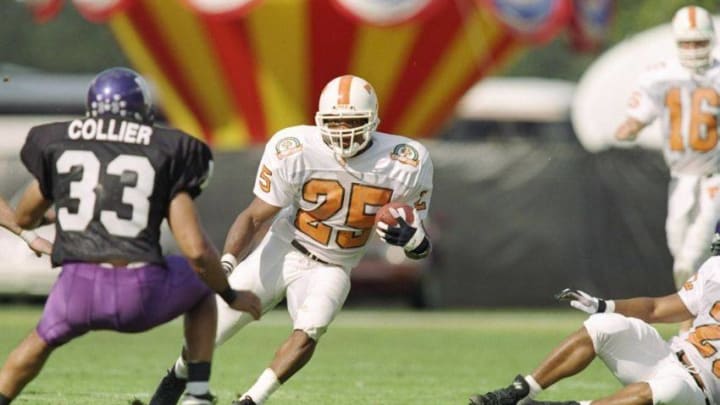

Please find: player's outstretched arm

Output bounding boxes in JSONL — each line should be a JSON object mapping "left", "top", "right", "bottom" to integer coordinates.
{"left": 168, "top": 192, "right": 261, "bottom": 319}
{"left": 614, "top": 117, "right": 647, "bottom": 142}
{"left": 556, "top": 288, "right": 692, "bottom": 323}
{"left": 220, "top": 197, "right": 282, "bottom": 273}
{"left": 10, "top": 181, "right": 53, "bottom": 256}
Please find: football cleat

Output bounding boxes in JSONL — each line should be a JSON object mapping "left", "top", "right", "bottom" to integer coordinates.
{"left": 469, "top": 374, "right": 529, "bottom": 405}
{"left": 180, "top": 392, "right": 217, "bottom": 405}
{"left": 149, "top": 369, "right": 187, "bottom": 405}
{"left": 231, "top": 396, "right": 257, "bottom": 405}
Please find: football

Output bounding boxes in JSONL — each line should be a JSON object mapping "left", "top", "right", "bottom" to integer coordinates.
{"left": 375, "top": 202, "right": 414, "bottom": 227}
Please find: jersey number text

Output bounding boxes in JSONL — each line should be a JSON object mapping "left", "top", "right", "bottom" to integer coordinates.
{"left": 56, "top": 150, "right": 155, "bottom": 237}
{"left": 295, "top": 179, "right": 392, "bottom": 249}
{"left": 687, "top": 301, "right": 720, "bottom": 378}
{"left": 666, "top": 87, "right": 719, "bottom": 152}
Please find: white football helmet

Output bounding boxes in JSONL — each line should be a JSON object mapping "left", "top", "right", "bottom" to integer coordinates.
{"left": 672, "top": 5, "right": 715, "bottom": 70}
{"left": 315, "top": 75, "right": 380, "bottom": 158}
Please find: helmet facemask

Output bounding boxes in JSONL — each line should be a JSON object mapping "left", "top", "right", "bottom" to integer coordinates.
{"left": 315, "top": 112, "right": 378, "bottom": 158}
{"left": 676, "top": 39, "right": 714, "bottom": 70}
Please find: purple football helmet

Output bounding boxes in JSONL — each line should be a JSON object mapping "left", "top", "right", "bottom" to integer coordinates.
{"left": 86, "top": 67, "right": 154, "bottom": 124}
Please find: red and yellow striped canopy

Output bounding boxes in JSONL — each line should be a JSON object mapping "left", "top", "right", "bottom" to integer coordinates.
{"left": 27, "top": 0, "right": 612, "bottom": 148}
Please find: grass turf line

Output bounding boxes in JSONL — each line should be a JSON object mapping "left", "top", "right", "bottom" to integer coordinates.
{"left": 0, "top": 306, "right": 680, "bottom": 404}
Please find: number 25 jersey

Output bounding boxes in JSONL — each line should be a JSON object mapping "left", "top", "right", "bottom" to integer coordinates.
{"left": 627, "top": 58, "right": 720, "bottom": 175}
{"left": 254, "top": 125, "right": 433, "bottom": 269}
{"left": 20, "top": 118, "right": 213, "bottom": 267}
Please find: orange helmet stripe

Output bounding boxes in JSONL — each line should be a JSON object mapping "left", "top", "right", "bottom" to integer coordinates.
{"left": 338, "top": 75, "right": 353, "bottom": 105}
{"left": 689, "top": 6, "right": 697, "bottom": 28}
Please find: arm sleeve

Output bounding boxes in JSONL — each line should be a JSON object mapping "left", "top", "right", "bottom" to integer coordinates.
{"left": 403, "top": 153, "right": 434, "bottom": 221}
{"left": 677, "top": 266, "right": 707, "bottom": 316}
{"left": 20, "top": 127, "right": 53, "bottom": 199}
{"left": 170, "top": 136, "right": 214, "bottom": 200}
{"left": 626, "top": 71, "right": 661, "bottom": 124}
{"left": 252, "top": 141, "right": 295, "bottom": 208}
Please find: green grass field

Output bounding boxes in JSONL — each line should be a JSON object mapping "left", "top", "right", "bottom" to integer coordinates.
{"left": 0, "top": 306, "right": 681, "bottom": 404}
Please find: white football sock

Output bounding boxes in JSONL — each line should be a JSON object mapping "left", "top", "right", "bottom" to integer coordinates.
{"left": 525, "top": 375, "right": 543, "bottom": 398}
{"left": 173, "top": 356, "right": 189, "bottom": 379}
{"left": 186, "top": 381, "right": 209, "bottom": 396}
{"left": 242, "top": 368, "right": 281, "bottom": 404}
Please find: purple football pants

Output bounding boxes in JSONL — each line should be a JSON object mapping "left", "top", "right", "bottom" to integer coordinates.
{"left": 36, "top": 255, "right": 212, "bottom": 347}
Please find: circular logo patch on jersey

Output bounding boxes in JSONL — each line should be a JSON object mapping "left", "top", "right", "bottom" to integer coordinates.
{"left": 390, "top": 143, "right": 419, "bottom": 166}
{"left": 275, "top": 137, "right": 303, "bottom": 159}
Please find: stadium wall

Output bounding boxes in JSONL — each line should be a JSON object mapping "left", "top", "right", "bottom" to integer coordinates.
{"left": 1, "top": 135, "right": 674, "bottom": 306}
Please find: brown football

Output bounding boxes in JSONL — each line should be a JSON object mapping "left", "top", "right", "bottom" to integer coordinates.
{"left": 374, "top": 202, "right": 414, "bottom": 227}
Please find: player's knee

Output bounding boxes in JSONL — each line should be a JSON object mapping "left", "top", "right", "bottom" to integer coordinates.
{"left": 298, "top": 325, "right": 328, "bottom": 341}
{"left": 583, "top": 313, "right": 634, "bottom": 353}
{"left": 215, "top": 307, "right": 255, "bottom": 346}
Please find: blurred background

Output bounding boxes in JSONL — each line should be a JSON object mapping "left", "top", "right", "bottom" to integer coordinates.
{"left": 1, "top": 0, "right": 716, "bottom": 308}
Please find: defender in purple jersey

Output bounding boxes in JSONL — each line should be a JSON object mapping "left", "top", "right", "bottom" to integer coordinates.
{"left": 0, "top": 67, "right": 261, "bottom": 405}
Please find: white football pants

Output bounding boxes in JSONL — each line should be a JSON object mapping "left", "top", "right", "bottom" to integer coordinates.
{"left": 215, "top": 231, "right": 351, "bottom": 344}
{"left": 666, "top": 174, "right": 720, "bottom": 284}
{"left": 584, "top": 313, "right": 705, "bottom": 405}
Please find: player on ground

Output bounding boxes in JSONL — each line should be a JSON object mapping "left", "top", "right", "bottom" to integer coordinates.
{"left": 0, "top": 196, "right": 52, "bottom": 256}
{"left": 150, "top": 74, "right": 434, "bottom": 404}
{"left": 0, "top": 67, "right": 261, "bottom": 405}
{"left": 469, "top": 234, "right": 720, "bottom": 405}
{"left": 614, "top": 5, "right": 720, "bottom": 300}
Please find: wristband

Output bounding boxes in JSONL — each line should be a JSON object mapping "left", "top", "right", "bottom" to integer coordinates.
{"left": 219, "top": 286, "right": 237, "bottom": 305}
{"left": 597, "top": 299, "right": 615, "bottom": 313}
{"left": 19, "top": 230, "right": 38, "bottom": 244}
{"left": 403, "top": 226, "right": 426, "bottom": 252}
{"left": 221, "top": 253, "right": 238, "bottom": 269}
{"left": 405, "top": 237, "right": 431, "bottom": 259}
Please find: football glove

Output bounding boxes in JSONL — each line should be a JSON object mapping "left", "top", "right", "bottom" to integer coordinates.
{"left": 554, "top": 288, "right": 615, "bottom": 314}
{"left": 375, "top": 207, "right": 426, "bottom": 252}
{"left": 221, "top": 253, "right": 238, "bottom": 276}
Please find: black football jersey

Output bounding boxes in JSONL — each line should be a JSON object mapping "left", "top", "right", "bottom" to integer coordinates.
{"left": 20, "top": 117, "right": 213, "bottom": 266}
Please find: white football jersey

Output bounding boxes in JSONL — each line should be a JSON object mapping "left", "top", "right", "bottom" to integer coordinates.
{"left": 252, "top": 125, "right": 433, "bottom": 269}
{"left": 627, "top": 58, "right": 720, "bottom": 175}
{"left": 674, "top": 255, "right": 720, "bottom": 404}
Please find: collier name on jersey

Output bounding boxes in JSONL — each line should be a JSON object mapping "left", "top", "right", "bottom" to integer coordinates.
{"left": 67, "top": 118, "right": 153, "bottom": 145}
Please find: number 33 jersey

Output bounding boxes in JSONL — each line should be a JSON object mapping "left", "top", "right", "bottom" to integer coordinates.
{"left": 627, "top": 58, "right": 720, "bottom": 175}
{"left": 254, "top": 125, "right": 433, "bottom": 269}
{"left": 20, "top": 118, "right": 213, "bottom": 267}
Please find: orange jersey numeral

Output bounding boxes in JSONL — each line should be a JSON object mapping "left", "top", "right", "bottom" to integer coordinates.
{"left": 258, "top": 165, "right": 272, "bottom": 193}
{"left": 686, "top": 301, "right": 720, "bottom": 378}
{"left": 295, "top": 180, "right": 392, "bottom": 249}
{"left": 666, "top": 87, "right": 719, "bottom": 152}
{"left": 294, "top": 179, "right": 344, "bottom": 245}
